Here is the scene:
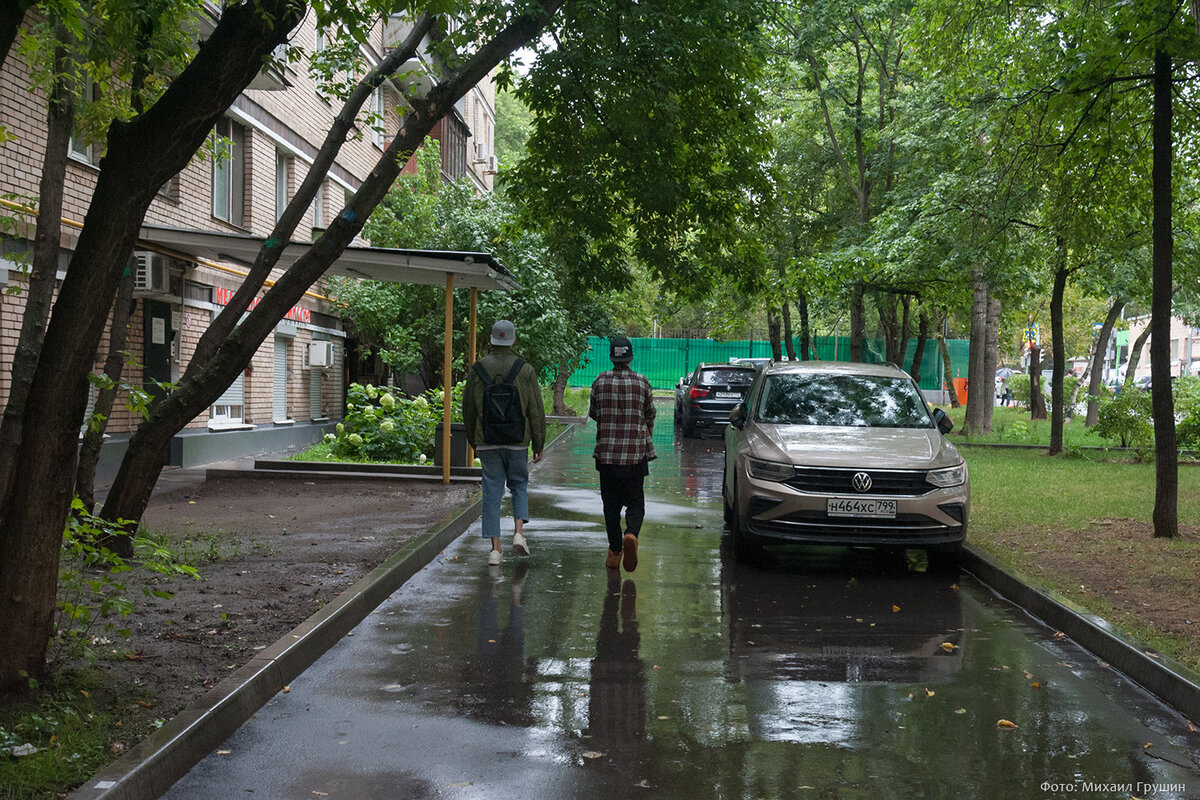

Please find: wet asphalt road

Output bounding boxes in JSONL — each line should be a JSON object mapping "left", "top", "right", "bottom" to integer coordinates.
{"left": 163, "top": 405, "right": 1200, "bottom": 799}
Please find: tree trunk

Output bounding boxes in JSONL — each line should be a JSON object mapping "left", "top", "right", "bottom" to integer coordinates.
{"left": 780, "top": 300, "right": 796, "bottom": 361}
{"left": 1029, "top": 345, "right": 1047, "bottom": 420}
{"left": 1049, "top": 259, "right": 1069, "bottom": 455}
{"left": 767, "top": 306, "right": 783, "bottom": 362}
{"left": 797, "top": 291, "right": 812, "bottom": 360}
{"left": 0, "top": 29, "right": 73, "bottom": 523}
{"left": 963, "top": 270, "right": 989, "bottom": 434}
{"left": 100, "top": 3, "right": 562, "bottom": 529}
{"left": 1151, "top": 47, "right": 1178, "bottom": 538}
{"left": 1085, "top": 298, "right": 1125, "bottom": 426}
{"left": 0, "top": 0, "right": 311, "bottom": 692}
{"left": 849, "top": 285, "right": 865, "bottom": 361}
{"left": 879, "top": 293, "right": 900, "bottom": 363}
{"left": 910, "top": 309, "right": 929, "bottom": 384}
{"left": 0, "top": 0, "right": 33, "bottom": 76}
{"left": 897, "top": 294, "right": 911, "bottom": 367}
{"left": 982, "top": 294, "right": 1000, "bottom": 432}
{"left": 1123, "top": 324, "right": 1152, "bottom": 390}
{"left": 76, "top": 278, "right": 137, "bottom": 515}
{"left": 552, "top": 360, "right": 574, "bottom": 415}
{"left": 939, "top": 334, "right": 960, "bottom": 408}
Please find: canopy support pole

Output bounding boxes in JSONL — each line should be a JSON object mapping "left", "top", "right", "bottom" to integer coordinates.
{"left": 467, "top": 288, "right": 478, "bottom": 467}
{"left": 442, "top": 273, "right": 454, "bottom": 485}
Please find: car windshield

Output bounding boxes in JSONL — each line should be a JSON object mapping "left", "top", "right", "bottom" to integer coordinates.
{"left": 755, "top": 373, "right": 932, "bottom": 428}
{"left": 699, "top": 369, "right": 756, "bottom": 385}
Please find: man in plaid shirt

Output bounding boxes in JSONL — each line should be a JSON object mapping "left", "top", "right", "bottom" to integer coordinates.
{"left": 589, "top": 336, "right": 656, "bottom": 572}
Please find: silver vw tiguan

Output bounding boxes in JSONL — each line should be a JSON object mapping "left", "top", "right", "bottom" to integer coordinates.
{"left": 722, "top": 361, "right": 969, "bottom": 567}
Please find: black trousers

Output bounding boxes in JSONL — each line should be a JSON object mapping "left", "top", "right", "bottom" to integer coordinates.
{"left": 597, "top": 461, "right": 648, "bottom": 552}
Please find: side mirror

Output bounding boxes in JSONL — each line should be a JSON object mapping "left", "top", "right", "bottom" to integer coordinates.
{"left": 933, "top": 407, "right": 953, "bottom": 435}
{"left": 729, "top": 403, "right": 747, "bottom": 430}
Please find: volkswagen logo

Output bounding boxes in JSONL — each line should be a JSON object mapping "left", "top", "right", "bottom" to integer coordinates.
{"left": 852, "top": 472, "right": 872, "bottom": 492}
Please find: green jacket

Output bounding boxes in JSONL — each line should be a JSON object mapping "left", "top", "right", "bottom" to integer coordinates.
{"left": 462, "top": 348, "right": 547, "bottom": 453}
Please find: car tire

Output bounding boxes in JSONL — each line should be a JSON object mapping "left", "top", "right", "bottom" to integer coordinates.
{"left": 682, "top": 415, "right": 696, "bottom": 438}
{"left": 729, "top": 481, "right": 766, "bottom": 565}
{"left": 722, "top": 481, "right": 733, "bottom": 526}
{"left": 926, "top": 544, "right": 962, "bottom": 573}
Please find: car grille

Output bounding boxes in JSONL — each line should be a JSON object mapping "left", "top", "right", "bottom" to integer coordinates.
{"left": 784, "top": 467, "right": 933, "bottom": 496}
{"left": 748, "top": 509, "right": 964, "bottom": 543}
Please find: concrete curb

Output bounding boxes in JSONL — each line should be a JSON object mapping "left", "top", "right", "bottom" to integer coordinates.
{"left": 962, "top": 544, "right": 1200, "bottom": 723}
{"left": 68, "top": 423, "right": 580, "bottom": 800}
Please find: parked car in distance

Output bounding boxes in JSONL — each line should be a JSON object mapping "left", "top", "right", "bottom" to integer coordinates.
{"left": 723, "top": 361, "right": 969, "bottom": 568}
{"left": 674, "top": 374, "right": 692, "bottom": 425}
{"left": 679, "top": 363, "right": 758, "bottom": 438}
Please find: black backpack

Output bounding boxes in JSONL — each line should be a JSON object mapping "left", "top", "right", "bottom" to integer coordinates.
{"left": 473, "top": 358, "right": 526, "bottom": 444}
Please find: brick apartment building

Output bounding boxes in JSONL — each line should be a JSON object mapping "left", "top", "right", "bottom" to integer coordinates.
{"left": 0, "top": 11, "right": 497, "bottom": 474}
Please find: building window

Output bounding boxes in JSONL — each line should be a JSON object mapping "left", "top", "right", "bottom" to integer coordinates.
{"left": 442, "top": 116, "right": 468, "bottom": 180}
{"left": 275, "top": 151, "right": 291, "bottom": 221}
{"left": 313, "top": 180, "right": 326, "bottom": 230}
{"left": 212, "top": 118, "right": 246, "bottom": 226}
{"left": 69, "top": 75, "right": 101, "bottom": 165}
{"left": 371, "top": 88, "right": 386, "bottom": 148}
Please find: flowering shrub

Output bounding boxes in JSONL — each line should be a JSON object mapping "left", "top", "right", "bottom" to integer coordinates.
{"left": 328, "top": 382, "right": 463, "bottom": 462}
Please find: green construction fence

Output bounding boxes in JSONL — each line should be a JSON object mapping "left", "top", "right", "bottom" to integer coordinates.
{"left": 568, "top": 336, "right": 970, "bottom": 392}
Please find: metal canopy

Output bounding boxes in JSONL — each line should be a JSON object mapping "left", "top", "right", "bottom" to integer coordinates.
{"left": 137, "top": 223, "right": 518, "bottom": 292}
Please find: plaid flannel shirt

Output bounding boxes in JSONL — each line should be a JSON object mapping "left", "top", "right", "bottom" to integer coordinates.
{"left": 589, "top": 368, "right": 657, "bottom": 465}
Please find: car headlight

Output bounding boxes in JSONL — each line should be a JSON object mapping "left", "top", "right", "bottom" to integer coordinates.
{"left": 926, "top": 464, "right": 966, "bottom": 488}
{"left": 747, "top": 458, "right": 795, "bottom": 481}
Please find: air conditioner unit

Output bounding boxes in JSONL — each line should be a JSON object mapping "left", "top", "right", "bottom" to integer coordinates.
{"left": 474, "top": 141, "right": 488, "bottom": 162}
{"left": 485, "top": 155, "right": 497, "bottom": 173}
{"left": 308, "top": 341, "right": 334, "bottom": 368}
{"left": 133, "top": 251, "right": 169, "bottom": 294}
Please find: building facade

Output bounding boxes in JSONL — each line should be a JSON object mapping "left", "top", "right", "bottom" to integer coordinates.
{"left": 0, "top": 11, "right": 497, "bottom": 472}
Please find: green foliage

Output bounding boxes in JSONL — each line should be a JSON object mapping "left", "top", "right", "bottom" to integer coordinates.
{"left": 511, "top": 0, "right": 774, "bottom": 293}
{"left": 324, "top": 382, "right": 462, "bottom": 463}
{"left": 1094, "top": 390, "right": 1154, "bottom": 450}
{"left": 1175, "top": 376, "right": 1200, "bottom": 449}
{"left": 54, "top": 500, "right": 198, "bottom": 666}
{"left": 345, "top": 138, "right": 609, "bottom": 386}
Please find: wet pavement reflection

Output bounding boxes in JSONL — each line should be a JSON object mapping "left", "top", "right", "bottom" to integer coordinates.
{"left": 164, "top": 404, "right": 1200, "bottom": 799}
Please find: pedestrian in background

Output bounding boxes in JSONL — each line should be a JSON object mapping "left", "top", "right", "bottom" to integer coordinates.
{"left": 464, "top": 320, "right": 546, "bottom": 566}
{"left": 589, "top": 336, "right": 656, "bottom": 573}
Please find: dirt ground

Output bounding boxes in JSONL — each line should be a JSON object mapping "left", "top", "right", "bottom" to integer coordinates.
{"left": 989, "top": 517, "right": 1200, "bottom": 663}
{"left": 89, "top": 474, "right": 476, "bottom": 751}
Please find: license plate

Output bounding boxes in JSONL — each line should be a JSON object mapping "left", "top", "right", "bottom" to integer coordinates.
{"left": 716, "top": 391, "right": 741, "bottom": 399}
{"left": 827, "top": 497, "right": 897, "bottom": 518}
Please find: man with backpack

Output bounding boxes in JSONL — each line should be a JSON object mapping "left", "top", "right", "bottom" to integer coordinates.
{"left": 464, "top": 320, "right": 547, "bottom": 566}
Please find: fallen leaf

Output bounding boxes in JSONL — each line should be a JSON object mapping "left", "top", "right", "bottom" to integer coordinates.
{"left": 80, "top": 689, "right": 90, "bottom": 698}
{"left": 940, "top": 642, "right": 956, "bottom": 652}
{"left": 216, "top": 749, "right": 232, "bottom": 755}
{"left": 188, "top": 500, "right": 196, "bottom": 504}
{"left": 283, "top": 686, "right": 291, "bottom": 693}
{"left": 137, "top": 700, "right": 153, "bottom": 708}
{"left": 1189, "top": 723, "right": 1196, "bottom": 733}
{"left": 925, "top": 689, "right": 935, "bottom": 698}
{"left": 996, "top": 719, "right": 1018, "bottom": 729}
{"left": 892, "top": 605, "right": 901, "bottom": 613}
{"left": 950, "top": 583, "right": 959, "bottom": 590}
{"left": 582, "top": 751, "right": 605, "bottom": 759}
{"left": 1024, "top": 671, "right": 1034, "bottom": 680}
{"left": 1031, "top": 682, "right": 1041, "bottom": 689}
{"left": 954, "top": 708, "right": 967, "bottom": 715}
{"left": 1144, "top": 742, "right": 1154, "bottom": 749}
{"left": 652, "top": 665, "right": 660, "bottom": 669}
{"left": 1053, "top": 631, "right": 1067, "bottom": 641}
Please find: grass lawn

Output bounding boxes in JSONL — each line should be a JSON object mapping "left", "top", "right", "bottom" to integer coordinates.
{"left": 942, "top": 404, "right": 1125, "bottom": 449}
{"left": 964, "top": 446, "right": 1200, "bottom": 671}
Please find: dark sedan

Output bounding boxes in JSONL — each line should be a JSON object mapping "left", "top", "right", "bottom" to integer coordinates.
{"left": 679, "top": 363, "right": 757, "bottom": 438}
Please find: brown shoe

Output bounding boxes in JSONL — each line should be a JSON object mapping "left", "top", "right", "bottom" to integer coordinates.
{"left": 606, "top": 549, "right": 621, "bottom": 571}
{"left": 622, "top": 533, "right": 638, "bottom": 572}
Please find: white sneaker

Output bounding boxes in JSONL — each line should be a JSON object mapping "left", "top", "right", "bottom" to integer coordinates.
{"left": 513, "top": 531, "right": 530, "bottom": 557}
{"left": 487, "top": 549, "right": 502, "bottom": 566}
